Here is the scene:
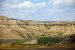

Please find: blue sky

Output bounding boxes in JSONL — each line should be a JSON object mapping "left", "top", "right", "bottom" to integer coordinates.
{"left": 0, "top": 0, "right": 75, "bottom": 21}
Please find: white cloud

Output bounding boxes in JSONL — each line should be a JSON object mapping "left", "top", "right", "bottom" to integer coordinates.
{"left": 3, "top": 4, "right": 17, "bottom": 9}
{"left": 2, "top": 0, "right": 47, "bottom": 10}
{"left": 16, "top": 1, "right": 47, "bottom": 9}
{"left": 53, "top": 0, "right": 75, "bottom": 5}
{"left": 51, "top": 0, "right": 75, "bottom": 8}
{"left": 17, "top": 1, "right": 33, "bottom": 9}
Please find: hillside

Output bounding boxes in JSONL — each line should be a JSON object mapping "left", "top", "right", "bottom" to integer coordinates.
{"left": 0, "top": 16, "right": 75, "bottom": 44}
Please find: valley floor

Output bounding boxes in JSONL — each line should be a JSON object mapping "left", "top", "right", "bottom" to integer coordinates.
{"left": 0, "top": 43, "right": 75, "bottom": 48}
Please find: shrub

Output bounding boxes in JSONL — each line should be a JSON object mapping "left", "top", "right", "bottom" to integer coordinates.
{"left": 69, "top": 34, "right": 75, "bottom": 42}
{"left": 37, "top": 36, "right": 64, "bottom": 45}
{"left": 15, "top": 37, "right": 32, "bottom": 45}
{"left": 16, "top": 39, "right": 26, "bottom": 45}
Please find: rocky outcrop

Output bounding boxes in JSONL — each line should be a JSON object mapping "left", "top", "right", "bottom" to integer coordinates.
{"left": 0, "top": 16, "right": 8, "bottom": 24}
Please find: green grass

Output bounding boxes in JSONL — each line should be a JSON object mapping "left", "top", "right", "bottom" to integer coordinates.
{"left": 15, "top": 38, "right": 32, "bottom": 45}
{"left": 37, "top": 36, "right": 64, "bottom": 45}
{"left": 16, "top": 39, "right": 26, "bottom": 45}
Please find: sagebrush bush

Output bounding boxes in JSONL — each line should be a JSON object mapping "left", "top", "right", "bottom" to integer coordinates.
{"left": 69, "top": 34, "right": 75, "bottom": 42}
{"left": 37, "top": 36, "right": 64, "bottom": 45}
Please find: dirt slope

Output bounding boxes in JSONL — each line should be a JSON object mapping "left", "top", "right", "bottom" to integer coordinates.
{"left": 0, "top": 16, "right": 75, "bottom": 40}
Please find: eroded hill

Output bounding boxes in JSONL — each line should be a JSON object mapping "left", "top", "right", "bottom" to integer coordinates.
{"left": 0, "top": 16, "right": 75, "bottom": 44}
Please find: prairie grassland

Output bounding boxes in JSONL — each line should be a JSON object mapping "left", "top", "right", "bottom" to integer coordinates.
{"left": 0, "top": 43, "right": 75, "bottom": 48}
{"left": 0, "top": 16, "right": 75, "bottom": 48}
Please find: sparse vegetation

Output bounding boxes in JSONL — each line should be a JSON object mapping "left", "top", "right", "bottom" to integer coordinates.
{"left": 69, "top": 34, "right": 75, "bottom": 42}
{"left": 16, "top": 39, "right": 26, "bottom": 45}
{"left": 37, "top": 36, "right": 64, "bottom": 45}
{"left": 0, "top": 16, "right": 75, "bottom": 48}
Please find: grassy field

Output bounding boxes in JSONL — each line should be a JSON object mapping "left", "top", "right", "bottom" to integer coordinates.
{"left": 0, "top": 16, "right": 75, "bottom": 49}
{"left": 0, "top": 43, "right": 75, "bottom": 48}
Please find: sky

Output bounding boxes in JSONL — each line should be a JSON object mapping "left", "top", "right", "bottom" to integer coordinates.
{"left": 0, "top": 0, "right": 75, "bottom": 21}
